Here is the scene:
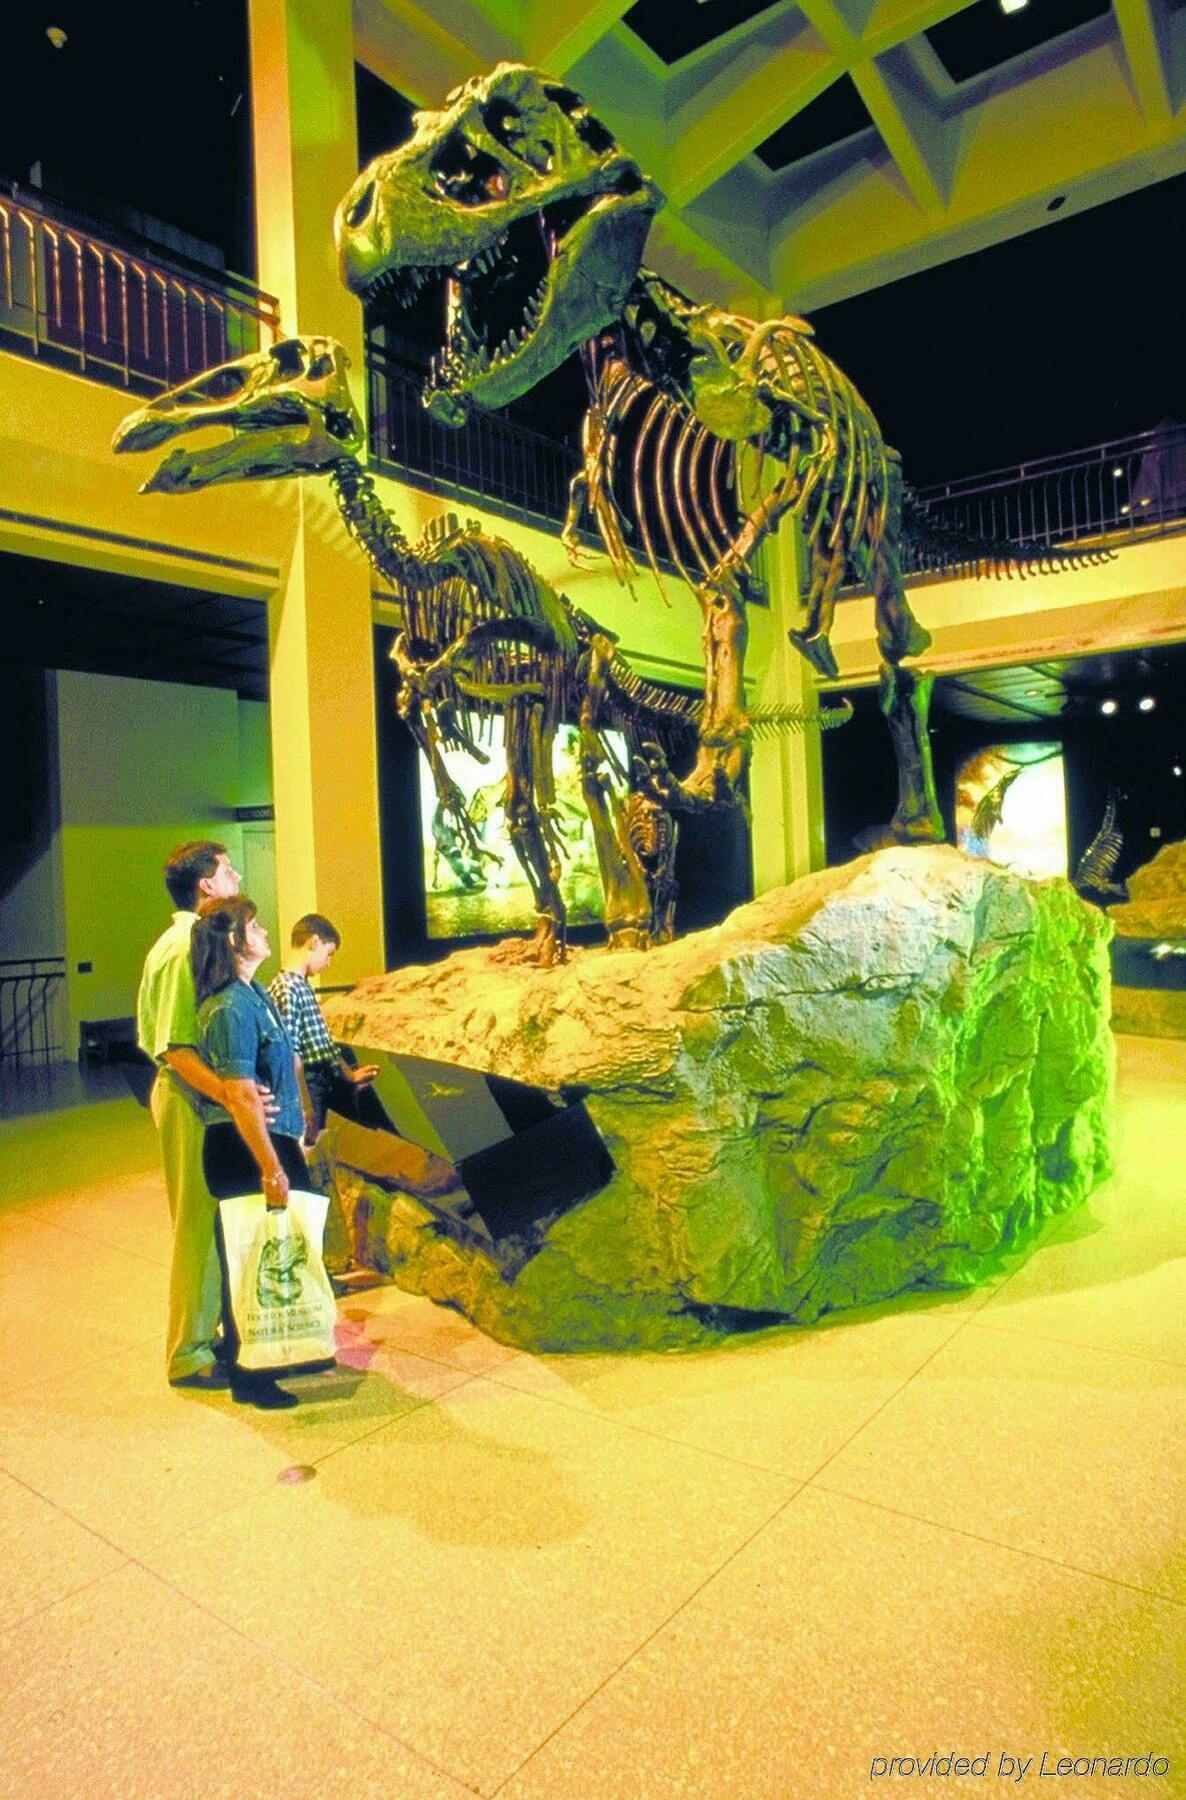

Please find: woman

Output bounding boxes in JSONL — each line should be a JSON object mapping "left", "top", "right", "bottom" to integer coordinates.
{"left": 191, "top": 895, "right": 310, "bottom": 1209}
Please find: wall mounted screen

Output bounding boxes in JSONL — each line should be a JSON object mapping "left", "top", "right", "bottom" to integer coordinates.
{"left": 954, "top": 743, "right": 1068, "bottom": 879}
{"left": 419, "top": 721, "right": 627, "bottom": 940}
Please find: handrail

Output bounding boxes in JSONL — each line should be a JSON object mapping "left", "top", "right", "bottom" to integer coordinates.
{"left": 0, "top": 956, "right": 67, "bottom": 1067}
{"left": 366, "top": 341, "right": 578, "bottom": 529}
{"left": 0, "top": 180, "right": 280, "bottom": 398}
{"left": 365, "top": 340, "right": 757, "bottom": 592}
{"left": 909, "top": 422, "right": 1186, "bottom": 560}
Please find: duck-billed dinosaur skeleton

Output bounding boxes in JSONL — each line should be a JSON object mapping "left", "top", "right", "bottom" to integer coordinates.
{"left": 114, "top": 334, "right": 844, "bottom": 963}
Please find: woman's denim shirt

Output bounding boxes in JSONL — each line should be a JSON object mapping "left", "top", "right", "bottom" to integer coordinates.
{"left": 196, "top": 979, "right": 304, "bottom": 1139}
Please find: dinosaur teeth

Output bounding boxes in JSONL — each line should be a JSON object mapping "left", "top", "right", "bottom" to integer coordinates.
{"left": 445, "top": 276, "right": 462, "bottom": 338}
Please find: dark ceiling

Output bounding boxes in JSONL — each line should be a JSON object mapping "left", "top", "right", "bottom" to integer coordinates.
{"left": 0, "top": 552, "right": 269, "bottom": 702}
{"left": 755, "top": 75, "right": 874, "bottom": 172}
{"left": 924, "top": 0, "right": 1112, "bottom": 82}
{"left": 811, "top": 168, "right": 1186, "bottom": 485}
{"left": 0, "top": 0, "right": 254, "bottom": 275}
{"left": 931, "top": 641, "right": 1186, "bottom": 727}
{"left": 624, "top": 0, "right": 1118, "bottom": 80}
{"left": 623, "top": 0, "right": 782, "bottom": 65}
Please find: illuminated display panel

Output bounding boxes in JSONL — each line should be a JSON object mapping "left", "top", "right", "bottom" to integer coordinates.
{"left": 955, "top": 743, "right": 1068, "bottom": 879}
{"left": 419, "top": 722, "right": 628, "bottom": 939}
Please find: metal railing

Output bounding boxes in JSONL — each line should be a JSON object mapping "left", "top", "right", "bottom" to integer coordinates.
{"left": 910, "top": 423, "right": 1186, "bottom": 565}
{"left": 365, "top": 342, "right": 748, "bottom": 594}
{"left": 0, "top": 180, "right": 280, "bottom": 396}
{"left": 367, "top": 341, "right": 578, "bottom": 527}
{"left": 0, "top": 957, "right": 66, "bottom": 1067}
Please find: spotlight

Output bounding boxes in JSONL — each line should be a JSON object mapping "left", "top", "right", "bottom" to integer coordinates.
{"left": 1100, "top": 699, "right": 1118, "bottom": 715}
{"left": 1138, "top": 696, "right": 1156, "bottom": 713}
{"left": 1112, "top": 466, "right": 1123, "bottom": 478}
{"left": 45, "top": 24, "right": 67, "bottom": 48}
{"left": 1000, "top": 0, "right": 1029, "bottom": 13}
{"left": 1173, "top": 765, "right": 1183, "bottom": 778}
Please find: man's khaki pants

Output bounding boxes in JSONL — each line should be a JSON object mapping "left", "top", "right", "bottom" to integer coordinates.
{"left": 151, "top": 1075, "right": 221, "bottom": 1381}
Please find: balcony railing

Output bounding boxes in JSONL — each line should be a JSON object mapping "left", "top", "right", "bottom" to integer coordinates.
{"left": 0, "top": 180, "right": 280, "bottom": 396}
{"left": 367, "top": 341, "right": 578, "bottom": 528}
{"left": 909, "top": 423, "right": 1186, "bottom": 569}
{"left": 365, "top": 343, "right": 753, "bottom": 593}
{"left": 0, "top": 957, "right": 66, "bottom": 1067}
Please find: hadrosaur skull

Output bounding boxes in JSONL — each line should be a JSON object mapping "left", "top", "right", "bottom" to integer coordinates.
{"left": 112, "top": 336, "right": 364, "bottom": 492}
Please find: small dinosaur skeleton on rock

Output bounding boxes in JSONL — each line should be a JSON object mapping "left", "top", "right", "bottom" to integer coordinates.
{"left": 114, "top": 335, "right": 843, "bottom": 963}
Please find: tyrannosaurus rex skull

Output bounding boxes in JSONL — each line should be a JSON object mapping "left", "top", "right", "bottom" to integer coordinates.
{"left": 336, "top": 63, "right": 661, "bottom": 425}
{"left": 111, "top": 336, "right": 364, "bottom": 492}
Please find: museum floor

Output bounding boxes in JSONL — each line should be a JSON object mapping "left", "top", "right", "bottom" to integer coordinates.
{"left": 0, "top": 1033, "right": 1182, "bottom": 1800}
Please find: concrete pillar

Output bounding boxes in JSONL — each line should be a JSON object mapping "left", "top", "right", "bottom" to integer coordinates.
{"left": 249, "top": 0, "right": 385, "bottom": 979}
{"left": 748, "top": 514, "right": 826, "bottom": 891}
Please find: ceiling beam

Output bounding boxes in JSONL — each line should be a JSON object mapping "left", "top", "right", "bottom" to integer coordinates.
{"left": 353, "top": 0, "right": 513, "bottom": 105}
{"left": 771, "top": 39, "right": 1186, "bottom": 308}
{"left": 850, "top": 54, "right": 947, "bottom": 214}
{"left": 665, "top": 24, "right": 838, "bottom": 207}
{"left": 525, "top": 0, "right": 635, "bottom": 75}
{"left": 1112, "top": 0, "right": 1174, "bottom": 128}
{"left": 789, "top": 0, "right": 858, "bottom": 58}
{"left": 860, "top": 0, "right": 985, "bottom": 60}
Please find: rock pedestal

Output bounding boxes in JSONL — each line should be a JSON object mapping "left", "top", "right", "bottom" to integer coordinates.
{"left": 1109, "top": 838, "right": 1186, "bottom": 1038}
{"left": 323, "top": 846, "right": 1114, "bottom": 1351}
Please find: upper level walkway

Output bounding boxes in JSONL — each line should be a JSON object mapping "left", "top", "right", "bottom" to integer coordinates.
{"left": 3, "top": 181, "right": 1183, "bottom": 691}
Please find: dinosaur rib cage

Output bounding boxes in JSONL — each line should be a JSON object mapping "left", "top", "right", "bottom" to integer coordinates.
{"left": 584, "top": 362, "right": 746, "bottom": 601}
{"left": 587, "top": 333, "right": 895, "bottom": 601}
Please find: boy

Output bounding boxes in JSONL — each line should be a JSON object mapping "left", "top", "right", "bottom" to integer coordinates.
{"left": 269, "top": 913, "right": 379, "bottom": 1140}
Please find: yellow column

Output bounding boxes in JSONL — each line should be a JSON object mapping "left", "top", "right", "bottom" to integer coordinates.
{"left": 748, "top": 514, "right": 826, "bottom": 890}
{"left": 249, "top": 0, "right": 385, "bottom": 979}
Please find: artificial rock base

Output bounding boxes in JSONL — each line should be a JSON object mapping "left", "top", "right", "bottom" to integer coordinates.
{"left": 1109, "top": 838, "right": 1186, "bottom": 1039}
{"left": 323, "top": 847, "right": 1114, "bottom": 1351}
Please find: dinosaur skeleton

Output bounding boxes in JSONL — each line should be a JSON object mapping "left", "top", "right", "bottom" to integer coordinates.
{"left": 114, "top": 335, "right": 846, "bottom": 964}
{"left": 1074, "top": 789, "right": 1129, "bottom": 902}
{"left": 117, "top": 59, "right": 1094, "bottom": 956}
{"left": 336, "top": 62, "right": 1105, "bottom": 842}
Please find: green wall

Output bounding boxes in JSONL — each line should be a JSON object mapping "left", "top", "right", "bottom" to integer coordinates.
{"left": 55, "top": 672, "right": 273, "bottom": 1055}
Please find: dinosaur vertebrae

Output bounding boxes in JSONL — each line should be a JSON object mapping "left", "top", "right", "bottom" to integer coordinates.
{"left": 899, "top": 489, "right": 1115, "bottom": 581}
{"left": 329, "top": 453, "right": 726, "bottom": 739}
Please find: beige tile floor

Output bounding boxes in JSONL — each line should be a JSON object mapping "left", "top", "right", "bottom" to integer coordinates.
{"left": 0, "top": 1034, "right": 1182, "bottom": 1799}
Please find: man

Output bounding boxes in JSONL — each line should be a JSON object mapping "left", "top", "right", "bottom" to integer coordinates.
{"left": 137, "top": 840, "right": 241, "bottom": 1390}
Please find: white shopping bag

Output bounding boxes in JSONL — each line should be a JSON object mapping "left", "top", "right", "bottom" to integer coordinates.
{"left": 218, "top": 1188, "right": 337, "bottom": 1371}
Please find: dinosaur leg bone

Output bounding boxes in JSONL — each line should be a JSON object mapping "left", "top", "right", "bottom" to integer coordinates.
{"left": 391, "top": 635, "right": 497, "bottom": 878}
{"left": 862, "top": 664, "right": 944, "bottom": 847}
{"left": 788, "top": 530, "right": 845, "bottom": 681}
{"left": 502, "top": 696, "right": 568, "bottom": 967}
{"left": 576, "top": 634, "right": 653, "bottom": 949}
{"left": 679, "top": 587, "right": 751, "bottom": 808}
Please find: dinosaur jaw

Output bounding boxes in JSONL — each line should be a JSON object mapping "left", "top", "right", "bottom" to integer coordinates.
{"left": 112, "top": 339, "right": 365, "bottom": 493}
{"left": 364, "top": 177, "right": 657, "bottom": 425}
{"left": 118, "top": 417, "right": 344, "bottom": 495}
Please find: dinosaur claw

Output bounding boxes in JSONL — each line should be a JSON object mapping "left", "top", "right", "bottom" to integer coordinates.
{"left": 788, "top": 630, "right": 841, "bottom": 681}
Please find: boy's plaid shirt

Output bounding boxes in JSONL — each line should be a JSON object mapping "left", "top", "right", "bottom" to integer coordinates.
{"left": 268, "top": 970, "right": 336, "bottom": 1067}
